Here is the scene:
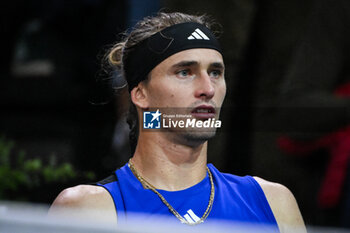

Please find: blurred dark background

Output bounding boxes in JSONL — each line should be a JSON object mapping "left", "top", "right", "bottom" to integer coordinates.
{"left": 1, "top": 0, "right": 350, "bottom": 229}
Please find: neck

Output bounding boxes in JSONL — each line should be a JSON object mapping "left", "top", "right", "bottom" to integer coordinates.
{"left": 131, "top": 132, "right": 208, "bottom": 191}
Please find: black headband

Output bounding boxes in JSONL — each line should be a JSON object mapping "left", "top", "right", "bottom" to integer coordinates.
{"left": 123, "top": 22, "right": 222, "bottom": 92}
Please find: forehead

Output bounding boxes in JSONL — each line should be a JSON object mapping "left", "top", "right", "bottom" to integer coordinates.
{"left": 156, "top": 48, "right": 224, "bottom": 69}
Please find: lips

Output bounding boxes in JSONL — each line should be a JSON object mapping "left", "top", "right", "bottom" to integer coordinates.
{"left": 191, "top": 105, "right": 216, "bottom": 119}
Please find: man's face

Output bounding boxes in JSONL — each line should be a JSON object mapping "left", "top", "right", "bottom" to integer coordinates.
{"left": 142, "top": 48, "right": 226, "bottom": 143}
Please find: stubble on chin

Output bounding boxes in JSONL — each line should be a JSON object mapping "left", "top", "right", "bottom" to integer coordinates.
{"left": 172, "top": 127, "right": 217, "bottom": 147}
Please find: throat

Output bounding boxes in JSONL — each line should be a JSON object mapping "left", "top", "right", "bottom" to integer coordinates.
{"left": 131, "top": 136, "right": 208, "bottom": 191}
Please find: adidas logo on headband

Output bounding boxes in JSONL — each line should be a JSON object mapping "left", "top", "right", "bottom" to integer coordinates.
{"left": 187, "top": 28, "right": 210, "bottom": 40}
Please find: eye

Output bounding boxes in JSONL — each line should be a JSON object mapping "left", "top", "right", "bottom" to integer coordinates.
{"left": 209, "top": 69, "right": 222, "bottom": 78}
{"left": 176, "top": 69, "right": 193, "bottom": 78}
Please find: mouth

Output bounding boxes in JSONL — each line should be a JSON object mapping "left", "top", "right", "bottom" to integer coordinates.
{"left": 191, "top": 105, "right": 216, "bottom": 120}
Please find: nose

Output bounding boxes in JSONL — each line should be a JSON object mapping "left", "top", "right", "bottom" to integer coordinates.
{"left": 194, "top": 71, "right": 215, "bottom": 99}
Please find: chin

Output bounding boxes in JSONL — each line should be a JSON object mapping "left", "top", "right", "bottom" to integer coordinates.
{"left": 181, "top": 129, "right": 217, "bottom": 144}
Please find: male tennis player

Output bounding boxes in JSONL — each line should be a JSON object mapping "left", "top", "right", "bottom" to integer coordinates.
{"left": 49, "top": 12, "right": 306, "bottom": 233}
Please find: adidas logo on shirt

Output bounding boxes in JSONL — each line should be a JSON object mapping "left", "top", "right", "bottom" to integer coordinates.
{"left": 187, "top": 28, "right": 210, "bottom": 40}
{"left": 183, "top": 209, "right": 201, "bottom": 223}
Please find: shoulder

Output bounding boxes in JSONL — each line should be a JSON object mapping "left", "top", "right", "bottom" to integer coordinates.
{"left": 50, "top": 185, "right": 110, "bottom": 207}
{"left": 253, "top": 177, "right": 306, "bottom": 233}
{"left": 48, "top": 185, "right": 117, "bottom": 223}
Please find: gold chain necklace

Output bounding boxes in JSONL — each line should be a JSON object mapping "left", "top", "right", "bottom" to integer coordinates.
{"left": 128, "top": 159, "right": 215, "bottom": 225}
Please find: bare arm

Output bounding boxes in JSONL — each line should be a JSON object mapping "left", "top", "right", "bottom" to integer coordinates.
{"left": 254, "top": 177, "right": 306, "bottom": 233}
{"left": 48, "top": 185, "right": 117, "bottom": 224}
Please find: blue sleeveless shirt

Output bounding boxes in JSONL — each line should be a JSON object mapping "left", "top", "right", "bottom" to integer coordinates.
{"left": 97, "top": 163, "right": 278, "bottom": 230}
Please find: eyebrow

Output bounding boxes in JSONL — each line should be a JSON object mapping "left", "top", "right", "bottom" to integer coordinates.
{"left": 172, "top": 60, "right": 198, "bottom": 68}
{"left": 171, "top": 60, "right": 225, "bottom": 69}
{"left": 210, "top": 62, "right": 225, "bottom": 70}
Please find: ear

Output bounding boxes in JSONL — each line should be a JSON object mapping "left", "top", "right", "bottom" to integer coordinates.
{"left": 130, "top": 83, "right": 149, "bottom": 109}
